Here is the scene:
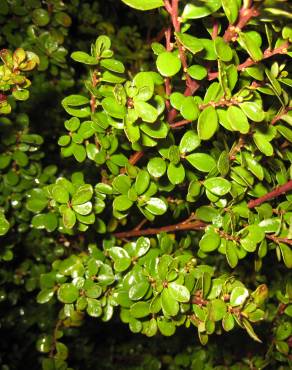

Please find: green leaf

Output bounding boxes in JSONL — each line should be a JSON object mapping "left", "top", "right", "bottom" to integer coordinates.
{"left": 168, "top": 283, "right": 190, "bottom": 303}
{"left": 182, "top": 0, "right": 221, "bottom": 20}
{"left": 108, "top": 247, "right": 131, "bottom": 272}
{"left": 156, "top": 52, "right": 182, "bottom": 77}
{"left": 65, "top": 117, "right": 80, "bottom": 131}
{"left": 72, "top": 202, "right": 92, "bottom": 215}
{"left": 133, "top": 72, "right": 154, "bottom": 101}
{"left": 63, "top": 207, "right": 76, "bottom": 229}
{"left": 72, "top": 184, "right": 93, "bottom": 205}
{"left": 26, "top": 190, "right": 49, "bottom": 213}
{"left": 71, "top": 51, "right": 97, "bottom": 65}
{"left": 226, "top": 241, "right": 238, "bottom": 268}
{"left": 244, "top": 153, "right": 264, "bottom": 181}
{"left": 230, "top": 287, "right": 249, "bottom": 306}
{"left": 199, "top": 230, "right": 221, "bottom": 252}
{"left": 121, "top": 0, "right": 163, "bottom": 10}
{"left": 239, "top": 102, "right": 265, "bottom": 122}
{"left": 161, "top": 289, "right": 179, "bottom": 316}
{"left": 221, "top": 0, "right": 239, "bottom": 24}
{"left": 265, "top": 68, "right": 282, "bottom": 96}
{"left": 62, "top": 95, "right": 91, "bottom": 118}
{"left": 170, "top": 92, "right": 185, "bottom": 110}
{"left": 198, "top": 106, "right": 218, "bottom": 140}
{"left": 276, "top": 125, "right": 292, "bottom": 142}
{"left": 167, "top": 162, "right": 185, "bottom": 185}
{"left": 253, "top": 134, "right": 273, "bottom": 156}
{"left": 135, "top": 170, "right": 150, "bottom": 195}
{"left": 57, "top": 283, "right": 79, "bottom": 304}
{"left": 276, "top": 322, "right": 292, "bottom": 341}
{"left": 227, "top": 106, "right": 250, "bottom": 133}
{"left": 134, "top": 101, "right": 158, "bottom": 123}
{"left": 222, "top": 312, "right": 235, "bottom": 331}
{"left": 52, "top": 185, "right": 69, "bottom": 204}
{"left": 129, "top": 282, "right": 149, "bottom": 300}
{"left": 0, "top": 214, "right": 10, "bottom": 236}
{"left": 238, "top": 32, "right": 263, "bottom": 62}
{"left": 113, "top": 195, "right": 133, "bottom": 212}
{"left": 175, "top": 32, "right": 203, "bottom": 54}
{"left": 204, "top": 177, "right": 231, "bottom": 196}
{"left": 112, "top": 175, "right": 131, "bottom": 194}
{"left": 157, "top": 318, "right": 176, "bottom": 336}
{"left": 145, "top": 197, "right": 167, "bottom": 215}
{"left": 179, "top": 130, "right": 201, "bottom": 153}
{"left": 242, "top": 318, "right": 262, "bottom": 343}
{"left": 217, "top": 150, "right": 230, "bottom": 176}
{"left": 214, "top": 37, "right": 233, "bottom": 62}
{"left": 125, "top": 119, "right": 140, "bottom": 143}
{"left": 130, "top": 301, "right": 150, "bottom": 318}
{"left": 102, "top": 97, "right": 126, "bottom": 119}
{"left": 186, "top": 153, "right": 216, "bottom": 172}
{"left": 187, "top": 65, "right": 207, "bottom": 80}
{"left": 140, "top": 121, "right": 168, "bottom": 139}
{"left": 135, "top": 237, "right": 151, "bottom": 257}
{"left": 86, "top": 298, "right": 102, "bottom": 317}
{"left": 36, "top": 289, "right": 54, "bottom": 304}
{"left": 258, "top": 218, "right": 281, "bottom": 233}
{"left": 279, "top": 243, "right": 292, "bottom": 268}
{"left": 240, "top": 225, "right": 265, "bottom": 252}
{"left": 208, "top": 299, "right": 227, "bottom": 321}
{"left": 100, "top": 58, "right": 125, "bottom": 73}
{"left": 147, "top": 157, "right": 167, "bottom": 178}
{"left": 180, "top": 97, "right": 200, "bottom": 121}
{"left": 32, "top": 214, "right": 58, "bottom": 232}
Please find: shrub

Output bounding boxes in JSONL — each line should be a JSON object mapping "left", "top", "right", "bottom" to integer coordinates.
{"left": 0, "top": 0, "right": 291, "bottom": 369}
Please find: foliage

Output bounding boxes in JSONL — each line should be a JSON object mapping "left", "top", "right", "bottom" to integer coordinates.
{"left": 0, "top": 0, "right": 292, "bottom": 369}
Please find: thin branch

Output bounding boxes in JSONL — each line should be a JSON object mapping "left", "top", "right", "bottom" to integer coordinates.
{"left": 90, "top": 71, "right": 98, "bottom": 113}
{"left": 208, "top": 42, "right": 289, "bottom": 81}
{"left": 165, "top": 27, "right": 173, "bottom": 113}
{"left": 211, "top": 19, "right": 219, "bottom": 40}
{"left": 170, "top": 119, "right": 192, "bottom": 129}
{"left": 49, "top": 319, "right": 63, "bottom": 357}
{"left": 169, "top": 97, "right": 240, "bottom": 129}
{"left": 121, "top": 151, "right": 144, "bottom": 174}
{"left": 165, "top": 0, "right": 200, "bottom": 96}
{"left": 114, "top": 219, "right": 207, "bottom": 239}
{"left": 266, "top": 234, "right": 292, "bottom": 246}
{"left": 271, "top": 106, "right": 292, "bottom": 125}
{"left": 223, "top": 4, "right": 259, "bottom": 43}
{"left": 248, "top": 180, "right": 292, "bottom": 209}
{"left": 229, "top": 134, "right": 245, "bottom": 160}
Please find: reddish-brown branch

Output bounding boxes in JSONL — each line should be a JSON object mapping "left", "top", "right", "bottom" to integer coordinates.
{"left": 90, "top": 72, "right": 98, "bottom": 113}
{"left": 170, "top": 119, "right": 192, "bottom": 129}
{"left": 248, "top": 180, "right": 292, "bottom": 209}
{"left": 266, "top": 234, "right": 292, "bottom": 246}
{"left": 164, "top": 0, "right": 200, "bottom": 96}
{"left": 271, "top": 106, "right": 292, "bottom": 125}
{"left": 229, "top": 135, "right": 245, "bottom": 160}
{"left": 120, "top": 151, "right": 144, "bottom": 174}
{"left": 164, "top": 27, "right": 173, "bottom": 112}
{"left": 151, "top": 27, "right": 168, "bottom": 44}
{"left": 208, "top": 42, "right": 289, "bottom": 81}
{"left": 211, "top": 20, "right": 219, "bottom": 40}
{"left": 129, "top": 151, "right": 144, "bottom": 166}
{"left": 114, "top": 219, "right": 207, "bottom": 239}
{"left": 223, "top": 5, "right": 259, "bottom": 43}
{"left": 169, "top": 97, "right": 240, "bottom": 129}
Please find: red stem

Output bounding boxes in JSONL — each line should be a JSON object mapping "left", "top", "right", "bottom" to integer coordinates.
{"left": 248, "top": 180, "right": 292, "bottom": 209}
{"left": 114, "top": 220, "right": 207, "bottom": 239}
{"left": 266, "top": 234, "right": 292, "bottom": 246}
{"left": 223, "top": 5, "right": 259, "bottom": 43}
{"left": 208, "top": 42, "right": 289, "bottom": 81}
